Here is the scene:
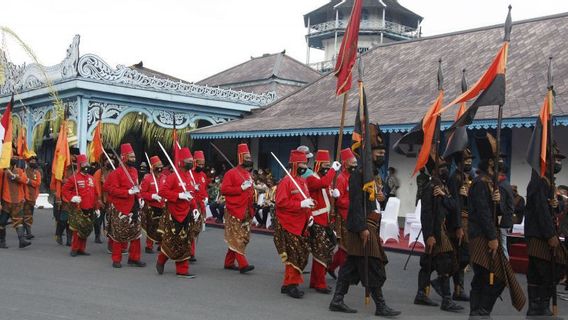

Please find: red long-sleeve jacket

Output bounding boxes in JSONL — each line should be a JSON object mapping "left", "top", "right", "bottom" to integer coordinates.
{"left": 191, "top": 169, "right": 209, "bottom": 214}
{"left": 275, "top": 175, "right": 311, "bottom": 236}
{"left": 306, "top": 169, "right": 336, "bottom": 226}
{"left": 220, "top": 166, "right": 253, "bottom": 220}
{"left": 335, "top": 170, "right": 350, "bottom": 220}
{"left": 140, "top": 172, "right": 167, "bottom": 208}
{"left": 62, "top": 173, "right": 98, "bottom": 210}
{"left": 103, "top": 166, "right": 139, "bottom": 214}
{"left": 159, "top": 170, "right": 197, "bottom": 223}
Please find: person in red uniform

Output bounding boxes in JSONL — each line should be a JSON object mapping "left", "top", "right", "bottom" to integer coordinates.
{"left": 156, "top": 147, "right": 199, "bottom": 279}
{"left": 23, "top": 151, "right": 41, "bottom": 240}
{"left": 103, "top": 143, "right": 146, "bottom": 268}
{"left": 62, "top": 154, "right": 98, "bottom": 256}
{"left": 328, "top": 148, "right": 357, "bottom": 278}
{"left": 274, "top": 150, "right": 316, "bottom": 299}
{"left": 306, "top": 150, "right": 342, "bottom": 293}
{"left": 140, "top": 155, "right": 167, "bottom": 253}
{"left": 0, "top": 154, "right": 29, "bottom": 249}
{"left": 189, "top": 150, "right": 208, "bottom": 261}
{"left": 221, "top": 143, "right": 255, "bottom": 274}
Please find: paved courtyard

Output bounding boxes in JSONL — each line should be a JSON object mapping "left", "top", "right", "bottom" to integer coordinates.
{"left": 0, "top": 209, "right": 565, "bottom": 320}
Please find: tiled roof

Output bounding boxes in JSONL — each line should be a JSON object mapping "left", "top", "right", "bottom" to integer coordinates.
{"left": 130, "top": 61, "right": 188, "bottom": 83}
{"left": 192, "top": 13, "right": 568, "bottom": 138}
{"left": 196, "top": 51, "right": 321, "bottom": 89}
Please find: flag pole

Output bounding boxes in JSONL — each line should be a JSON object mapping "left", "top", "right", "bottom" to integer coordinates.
{"left": 335, "top": 93, "right": 349, "bottom": 161}
{"left": 425, "top": 59, "right": 443, "bottom": 297}
{"left": 546, "top": 56, "right": 558, "bottom": 316}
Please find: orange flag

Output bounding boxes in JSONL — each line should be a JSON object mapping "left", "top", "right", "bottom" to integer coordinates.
{"left": 89, "top": 120, "right": 103, "bottom": 163}
{"left": 50, "top": 121, "right": 71, "bottom": 198}
{"left": 16, "top": 126, "right": 29, "bottom": 157}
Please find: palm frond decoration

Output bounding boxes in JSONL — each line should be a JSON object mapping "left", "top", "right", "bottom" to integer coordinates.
{"left": 93, "top": 112, "right": 194, "bottom": 154}
{"left": 0, "top": 27, "right": 65, "bottom": 118}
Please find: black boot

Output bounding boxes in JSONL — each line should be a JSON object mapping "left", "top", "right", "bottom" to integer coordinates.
{"left": 371, "top": 287, "right": 401, "bottom": 317}
{"left": 65, "top": 227, "right": 72, "bottom": 246}
{"left": 414, "top": 289, "right": 439, "bottom": 306}
{"left": 430, "top": 277, "right": 443, "bottom": 298}
{"left": 24, "top": 225, "right": 34, "bottom": 239}
{"left": 440, "top": 276, "right": 464, "bottom": 312}
{"left": 94, "top": 221, "right": 102, "bottom": 244}
{"left": 469, "top": 289, "right": 482, "bottom": 317}
{"left": 329, "top": 278, "right": 357, "bottom": 313}
{"left": 0, "top": 228, "right": 7, "bottom": 248}
{"left": 55, "top": 221, "right": 64, "bottom": 245}
{"left": 539, "top": 286, "right": 553, "bottom": 317}
{"left": 453, "top": 271, "right": 470, "bottom": 301}
{"left": 285, "top": 285, "right": 304, "bottom": 299}
{"left": 526, "top": 285, "right": 541, "bottom": 317}
{"left": 16, "top": 227, "right": 31, "bottom": 248}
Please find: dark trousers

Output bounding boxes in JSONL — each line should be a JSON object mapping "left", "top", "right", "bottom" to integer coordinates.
{"left": 417, "top": 252, "right": 453, "bottom": 290}
{"left": 93, "top": 210, "right": 105, "bottom": 237}
{"left": 209, "top": 202, "right": 224, "bottom": 221}
{"left": 470, "top": 263, "right": 506, "bottom": 315}
{"left": 527, "top": 256, "right": 564, "bottom": 296}
{"left": 255, "top": 207, "right": 269, "bottom": 226}
{"left": 336, "top": 256, "right": 386, "bottom": 292}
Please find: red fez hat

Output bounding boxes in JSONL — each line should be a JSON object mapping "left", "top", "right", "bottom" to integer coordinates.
{"left": 315, "top": 150, "right": 331, "bottom": 163}
{"left": 238, "top": 144, "right": 250, "bottom": 155}
{"left": 237, "top": 143, "right": 250, "bottom": 165}
{"left": 76, "top": 154, "right": 88, "bottom": 165}
{"left": 289, "top": 150, "right": 307, "bottom": 163}
{"left": 194, "top": 150, "right": 205, "bottom": 161}
{"left": 150, "top": 156, "right": 162, "bottom": 167}
{"left": 179, "top": 147, "right": 193, "bottom": 161}
{"left": 340, "top": 148, "right": 355, "bottom": 162}
{"left": 120, "top": 143, "right": 134, "bottom": 156}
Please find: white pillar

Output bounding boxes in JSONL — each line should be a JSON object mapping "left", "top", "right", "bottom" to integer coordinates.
{"left": 334, "top": 10, "right": 339, "bottom": 58}
{"left": 78, "top": 96, "right": 88, "bottom": 154}
{"left": 306, "top": 16, "right": 311, "bottom": 64}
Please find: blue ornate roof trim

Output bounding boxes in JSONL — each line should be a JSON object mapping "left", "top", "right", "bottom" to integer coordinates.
{"left": 191, "top": 116, "right": 568, "bottom": 140}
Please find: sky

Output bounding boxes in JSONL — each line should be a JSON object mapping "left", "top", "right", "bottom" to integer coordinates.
{"left": 1, "top": 0, "right": 568, "bottom": 82}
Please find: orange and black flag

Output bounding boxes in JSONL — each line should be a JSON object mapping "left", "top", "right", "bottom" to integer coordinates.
{"left": 442, "top": 69, "right": 469, "bottom": 159}
{"left": 393, "top": 60, "right": 444, "bottom": 175}
{"left": 527, "top": 58, "right": 554, "bottom": 177}
{"left": 351, "top": 81, "right": 376, "bottom": 201}
{"left": 442, "top": 6, "right": 512, "bottom": 129}
{"left": 334, "top": 0, "right": 363, "bottom": 96}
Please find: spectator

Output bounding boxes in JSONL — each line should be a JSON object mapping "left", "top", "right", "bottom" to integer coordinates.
{"left": 253, "top": 173, "right": 269, "bottom": 228}
{"left": 208, "top": 175, "right": 225, "bottom": 224}
{"left": 415, "top": 168, "right": 430, "bottom": 205}
{"left": 386, "top": 167, "right": 399, "bottom": 199}
{"left": 511, "top": 185, "right": 526, "bottom": 225}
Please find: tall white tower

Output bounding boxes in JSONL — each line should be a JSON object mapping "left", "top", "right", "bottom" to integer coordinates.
{"left": 304, "top": 0, "right": 423, "bottom": 72}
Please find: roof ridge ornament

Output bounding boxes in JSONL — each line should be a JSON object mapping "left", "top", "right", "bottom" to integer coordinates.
{"left": 77, "top": 53, "right": 277, "bottom": 107}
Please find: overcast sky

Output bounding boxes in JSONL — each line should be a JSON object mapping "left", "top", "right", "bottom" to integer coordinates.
{"left": 1, "top": 0, "right": 568, "bottom": 82}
